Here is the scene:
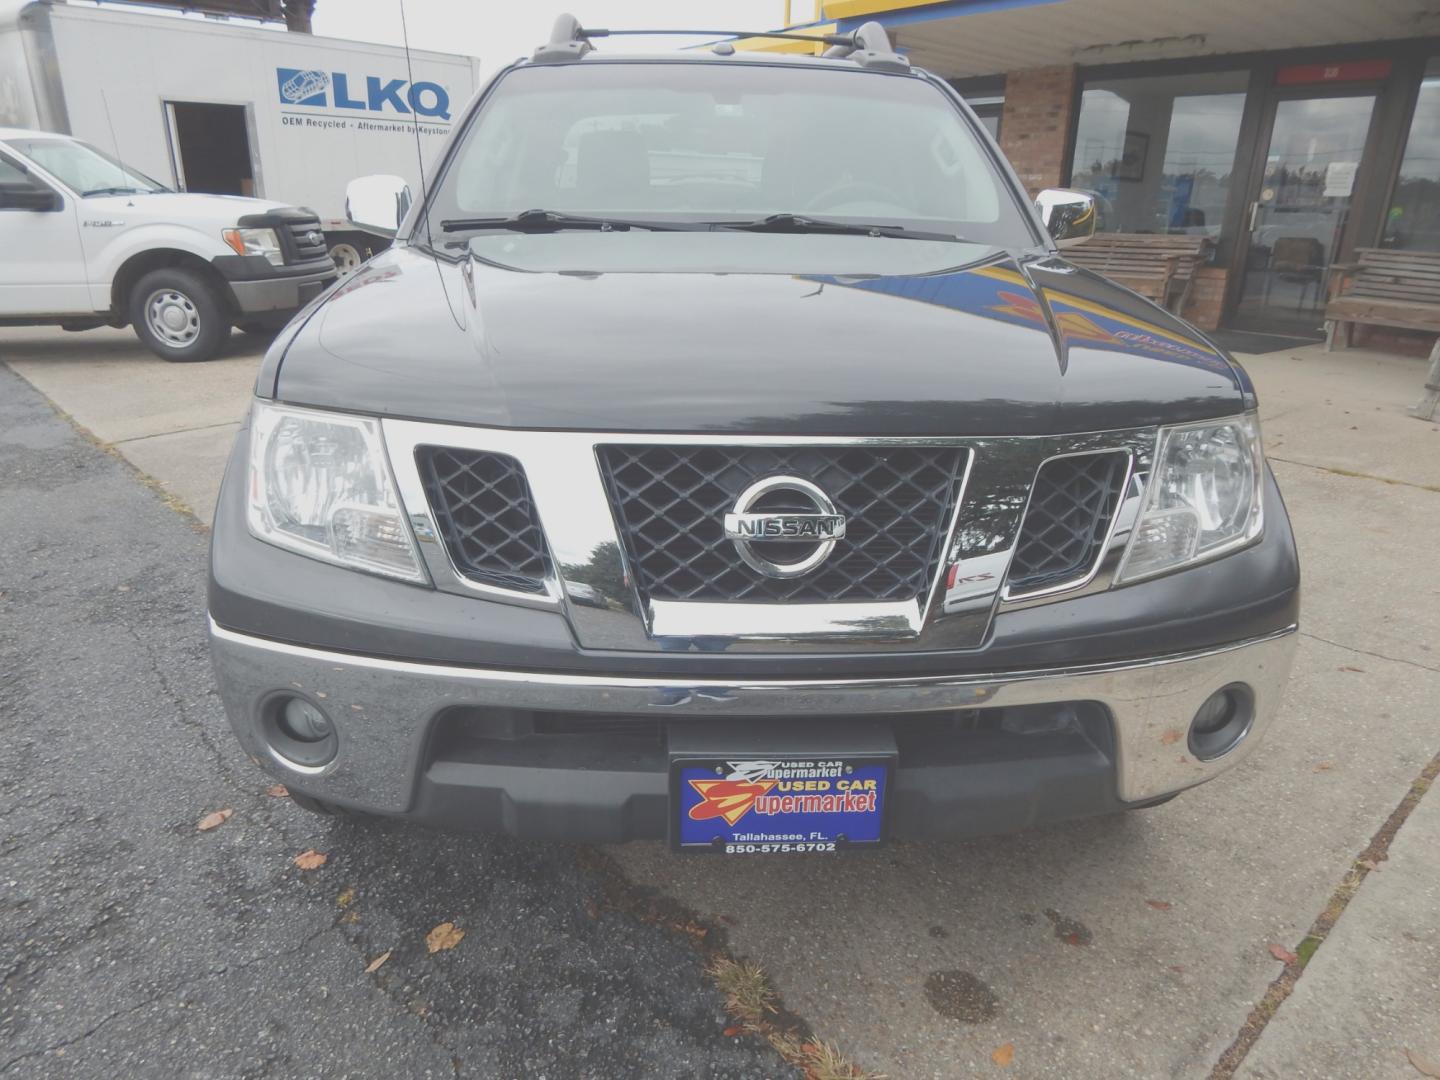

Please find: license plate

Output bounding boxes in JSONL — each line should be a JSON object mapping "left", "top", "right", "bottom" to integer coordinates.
{"left": 671, "top": 756, "right": 890, "bottom": 854}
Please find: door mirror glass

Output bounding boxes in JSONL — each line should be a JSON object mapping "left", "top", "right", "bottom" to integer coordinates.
{"left": 1035, "top": 188, "right": 1097, "bottom": 248}
{"left": 345, "top": 174, "right": 411, "bottom": 236}
{"left": 0, "top": 174, "right": 61, "bottom": 212}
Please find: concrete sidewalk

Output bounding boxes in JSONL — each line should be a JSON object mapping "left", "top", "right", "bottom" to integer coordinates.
{"left": 3, "top": 324, "right": 1438, "bottom": 1078}
{"left": 1238, "top": 771, "right": 1440, "bottom": 1079}
{"left": 0, "top": 326, "right": 264, "bottom": 524}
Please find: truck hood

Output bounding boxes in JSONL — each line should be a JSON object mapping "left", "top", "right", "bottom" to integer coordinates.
{"left": 272, "top": 245, "right": 1249, "bottom": 436}
{"left": 82, "top": 191, "right": 294, "bottom": 225}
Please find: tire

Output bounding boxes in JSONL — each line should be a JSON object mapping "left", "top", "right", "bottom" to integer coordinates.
{"left": 129, "top": 266, "right": 228, "bottom": 363}
{"left": 288, "top": 790, "right": 357, "bottom": 818}
{"left": 1126, "top": 792, "right": 1180, "bottom": 811}
{"left": 235, "top": 315, "right": 289, "bottom": 340}
{"left": 328, "top": 241, "right": 364, "bottom": 277}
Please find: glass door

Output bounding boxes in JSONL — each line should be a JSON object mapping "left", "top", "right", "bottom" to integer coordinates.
{"left": 1232, "top": 92, "right": 1380, "bottom": 337}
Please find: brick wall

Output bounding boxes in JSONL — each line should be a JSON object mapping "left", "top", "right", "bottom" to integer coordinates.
{"left": 998, "top": 65, "right": 1077, "bottom": 196}
{"left": 1181, "top": 267, "right": 1228, "bottom": 332}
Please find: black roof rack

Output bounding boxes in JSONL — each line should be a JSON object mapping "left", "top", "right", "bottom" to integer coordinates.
{"left": 530, "top": 14, "right": 910, "bottom": 73}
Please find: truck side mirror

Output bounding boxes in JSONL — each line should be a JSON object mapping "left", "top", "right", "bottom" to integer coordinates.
{"left": 1034, "top": 189, "right": 1096, "bottom": 249}
{"left": 0, "top": 181, "right": 61, "bottom": 212}
{"left": 345, "top": 174, "right": 411, "bottom": 237}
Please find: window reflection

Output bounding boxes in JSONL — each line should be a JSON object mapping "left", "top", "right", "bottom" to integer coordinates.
{"left": 1384, "top": 60, "right": 1440, "bottom": 251}
{"left": 1070, "top": 72, "right": 1248, "bottom": 249}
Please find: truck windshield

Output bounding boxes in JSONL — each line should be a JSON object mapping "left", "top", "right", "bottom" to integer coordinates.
{"left": 425, "top": 61, "right": 1034, "bottom": 262}
{"left": 9, "top": 138, "right": 168, "bottom": 196}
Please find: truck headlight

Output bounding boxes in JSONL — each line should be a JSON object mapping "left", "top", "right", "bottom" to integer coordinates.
{"left": 1117, "top": 413, "right": 1264, "bottom": 583}
{"left": 246, "top": 402, "right": 427, "bottom": 583}
{"left": 222, "top": 226, "right": 284, "bottom": 266}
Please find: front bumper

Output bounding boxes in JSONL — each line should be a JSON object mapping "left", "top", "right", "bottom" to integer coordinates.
{"left": 209, "top": 619, "right": 1297, "bottom": 843}
{"left": 211, "top": 255, "right": 336, "bottom": 314}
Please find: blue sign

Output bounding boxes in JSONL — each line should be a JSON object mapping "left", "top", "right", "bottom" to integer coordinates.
{"left": 674, "top": 758, "right": 888, "bottom": 852}
{"left": 276, "top": 67, "right": 451, "bottom": 120}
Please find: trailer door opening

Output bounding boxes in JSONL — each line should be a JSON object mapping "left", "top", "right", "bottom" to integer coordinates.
{"left": 166, "top": 102, "right": 256, "bottom": 197}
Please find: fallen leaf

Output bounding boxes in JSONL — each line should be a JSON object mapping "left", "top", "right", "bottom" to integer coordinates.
{"left": 426, "top": 921, "right": 465, "bottom": 953}
{"left": 800, "top": 1043, "right": 820, "bottom": 1055}
{"left": 293, "top": 849, "right": 327, "bottom": 871}
{"left": 364, "top": 950, "right": 391, "bottom": 974}
{"left": 1169, "top": 965, "right": 1186, "bottom": 974}
{"left": 723, "top": 1025, "right": 743, "bottom": 1038}
{"left": 1268, "top": 944, "right": 1298, "bottom": 965}
{"left": 196, "top": 808, "right": 233, "bottom": 832}
{"left": 1339, "top": 665, "right": 1366, "bottom": 673}
{"left": 992, "top": 1042, "right": 1016, "bottom": 1067}
{"left": 265, "top": 784, "right": 290, "bottom": 798}
{"left": 1406, "top": 1048, "right": 1440, "bottom": 1078}
{"left": 1160, "top": 730, "right": 1182, "bottom": 746}
{"left": 1146, "top": 899, "right": 1172, "bottom": 911}
{"left": 1358, "top": 858, "right": 1382, "bottom": 872}
{"left": 337, "top": 887, "right": 355, "bottom": 908}
{"left": 1314, "top": 762, "right": 1334, "bottom": 772}
{"left": 1063, "top": 932, "right": 1082, "bottom": 946}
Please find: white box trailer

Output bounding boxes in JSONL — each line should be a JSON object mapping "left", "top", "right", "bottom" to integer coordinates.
{"left": 0, "top": 0, "right": 481, "bottom": 265}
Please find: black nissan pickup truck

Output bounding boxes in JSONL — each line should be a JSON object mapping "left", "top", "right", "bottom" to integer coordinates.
{"left": 208, "top": 18, "right": 1299, "bottom": 853}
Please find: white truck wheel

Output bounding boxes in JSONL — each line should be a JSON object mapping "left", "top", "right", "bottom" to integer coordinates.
{"left": 328, "top": 241, "right": 363, "bottom": 276}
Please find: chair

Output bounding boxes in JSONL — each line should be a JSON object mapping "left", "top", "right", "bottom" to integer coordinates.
{"left": 1264, "top": 236, "right": 1326, "bottom": 311}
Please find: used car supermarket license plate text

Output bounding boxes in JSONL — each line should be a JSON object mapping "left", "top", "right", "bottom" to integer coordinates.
{"left": 673, "top": 758, "right": 889, "bottom": 853}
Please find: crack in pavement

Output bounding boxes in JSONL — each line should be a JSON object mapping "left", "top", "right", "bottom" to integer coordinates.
{"left": 0, "top": 923, "right": 337, "bottom": 1075}
{"left": 1299, "top": 630, "right": 1440, "bottom": 676}
{"left": 111, "top": 419, "right": 240, "bottom": 447}
{"left": 1268, "top": 454, "right": 1440, "bottom": 494}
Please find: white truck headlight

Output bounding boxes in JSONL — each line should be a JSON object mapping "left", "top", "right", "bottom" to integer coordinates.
{"left": 246, "top": 402, "right": 427, "bottom": 583}
{"left": 1117, "top": 413, "right": 1264, "bottom": 583}
{"left": 222, "top": 226, "right": 284, "bottom": 266}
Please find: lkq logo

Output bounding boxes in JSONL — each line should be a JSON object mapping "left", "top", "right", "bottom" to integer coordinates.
{"left": 276, "top": 68, "right": 451, "bottom": 121}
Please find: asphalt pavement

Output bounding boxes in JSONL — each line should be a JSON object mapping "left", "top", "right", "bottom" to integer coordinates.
{"left": 3, "top": 324, "right": 1439, "bottom": 1080}
{"left": 0, "top": 361, "right": 792, "bottom": 1079}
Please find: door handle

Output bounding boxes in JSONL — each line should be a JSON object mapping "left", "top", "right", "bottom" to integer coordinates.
{"left": 1248, "top": 201, "right": 1262, "bottom": 232}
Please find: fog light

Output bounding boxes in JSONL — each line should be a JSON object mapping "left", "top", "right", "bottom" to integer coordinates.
{"left": 261, "top": 694, "right": 338, "bottom": 769}
{"left": 1188, "top": 684, "right": 1255, "bottom": 761}
{"left": 280, "top": 698, "right": 332, "bottom": 742}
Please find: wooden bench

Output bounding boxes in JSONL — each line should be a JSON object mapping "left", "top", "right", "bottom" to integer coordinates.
{"left": 1064, "top": 233, "right": 1213, "bottom": 314}
{"left": 1324, "top": 248, "right": 1440, "bottom": 419}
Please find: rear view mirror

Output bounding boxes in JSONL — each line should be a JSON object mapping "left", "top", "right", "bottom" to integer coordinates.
{"left": 0, "top": 181, "right": 61, "bottom": 212}
{"left": 345, "top": 174, "right": 411, "bottom": 237}
{"left": 1035, "top": 189, "right": 1097, "bottom": 249}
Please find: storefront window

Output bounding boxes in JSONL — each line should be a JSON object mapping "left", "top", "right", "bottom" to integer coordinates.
{"left": 1383, "top": 59, "right": 1440, "bottom": 251}
{"left": 1069, "top": 71, "right": 1249, "bottom": 246}
{"left": 969, "top": 96, "right": 1003, "bottom": 141}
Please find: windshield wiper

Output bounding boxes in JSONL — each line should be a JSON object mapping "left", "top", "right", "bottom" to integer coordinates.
{"left": 81, "top": 186, "right": 151, "bottom": 196}
{"left": 711, "top": 213, "right": 964, "bottom": 243}
{"left": 440, "top": 209, "right": 702, "bottom": 235}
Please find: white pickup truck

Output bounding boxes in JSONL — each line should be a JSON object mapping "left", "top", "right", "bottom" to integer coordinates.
{"left": 0, "top": 127, "right": 336, "bottom": 362}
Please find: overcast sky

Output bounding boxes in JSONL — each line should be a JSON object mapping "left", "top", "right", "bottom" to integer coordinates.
{"left": 311, "top": 2, "right": 788, "bottom": 74}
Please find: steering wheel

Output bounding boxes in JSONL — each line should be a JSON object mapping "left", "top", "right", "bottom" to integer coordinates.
{"left": 804, "top": 180, "right": 897, "bottom": 213}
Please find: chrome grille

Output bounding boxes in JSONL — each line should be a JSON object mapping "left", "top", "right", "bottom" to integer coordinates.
{"left": 597, "top": 445, "right": 967, "bottom": 603}
{"left": 416, "top": 447, "right": 550, "bottom": 593}
{"left": 1007, "top": 452, "right": 1128, "bottom": 594}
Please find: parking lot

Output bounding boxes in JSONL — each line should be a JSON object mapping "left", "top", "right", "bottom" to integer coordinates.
{"left": 3, "top": 324, "right": 1439, "bottom": 1079}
